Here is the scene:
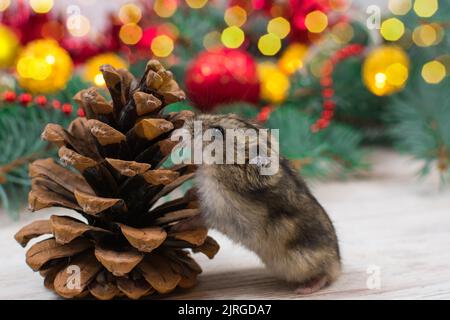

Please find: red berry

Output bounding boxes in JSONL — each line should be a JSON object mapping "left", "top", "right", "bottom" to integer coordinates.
{"left": 3, "top": 91, "right": 16, "bottom": 102}
{"left": 19, "top": 93, "right": 33, "bottom": 106}
{"left": 257, "top": 106, "right": 272, "bottom": 123}
{"left": 322, "top": 88, "right": 334, "bottom": 99}
{"left": 317, "top": 118, "right": 330, "bottom": 129}
{"left": 320, "top": 77, "right": 333, "bottom": 87}
{"left": 77, "top": 107, "right": 86, "bottom": 117}
{"left": 351, "top": 45, "right": 364, "bottom": 54}
{"left": 324, "top": 100, "right": 336, "bottom": 109}
{"left": 52, "top": 100, "right": 61, "bottom": 109}
{"left": 35, "top": 95, "right": 48, "bottom": 106}
{"left": 321, "top": 61, "right": 334, "bottom": 77}
{"left": 62, "top": 103, "right": 73, "bottom": 115}
{"left": 322, "top": 109, "right": 334, "bottom": 120}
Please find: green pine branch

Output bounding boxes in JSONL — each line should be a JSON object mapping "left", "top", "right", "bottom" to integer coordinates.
{"left": 387, "top": 75, "right": 450, "bottom": 183}
{"left": 0, "top": 76, "right": 86, "bottom": 218}
{"left": 264, "top": 105, "right": 367, "bottom": 178}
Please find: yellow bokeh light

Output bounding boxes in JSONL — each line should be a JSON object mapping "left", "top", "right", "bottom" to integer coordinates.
{"left": 94, "top": 73, "right": 105, "bottom": 86}
{"left": 224, "top": 6, "right": 247, "bottom": 27}
{"left": 305, "top": 10, "right": 328, "bottom": 34}
{"left": 186, "top": 0, "right": 208, "bottom": 9}
{"left": 17, "top": 57, "right": 33, "bottom": 78}
{"left": 432, "top": 23, "right": 444, "bottom": 46}
{"left": 119, "top": 23, "right": 143, "bottom": 45}
{"left": 258, "top": 62, "right": 290, "bottom": 103}
{"left": 203, "top": 31, "right": 222, "bottom": 51}
{"left": 154, "top": 0, "right": 178, "bottom": 18}
{"left": 412, "top": 24, "right": 437, "bottom": 47}
{"left": 362, "top": 45, "right": 410, "bottom": 96}
{"left": 278, "top": 43, "right": 308, "bottom": 75}
{"left": 436, "top": 55, "right": 450, "bottom": 74}
{"left": 388, "top": 0, "right": 411, "bottom": 15}
{"left": 119, "top": 3, "right": 142, "bottom": 24}
{"left": 45, "top": 54, "right": 55, "bottom": 65}
{"left": 267, "top": 17, "right": 291, "bottom": 39}
{"left": 16, "top": 39, "right": 73, "bottom": 93}
{"left": 309, "top": 59, "right": 323, "bottom": 78}
{"left": 0, "top": 0, "right": 11, "bottom": 12}
{"left": 385, "top": 63, "right": 409, "bottom": 86}
{"left": 258, "top": 33, "right": 281, "bottom": 56}
{"left": 84, "top": 53, "right": 128, "bottom": 86}
{"left": 0, "top": 24, "right": 20, "bottom": 68}
{"left": 151, "top": 35, "right": 174, "bottom": 57}
{"left": 28, "top": 59, "right": 52, "bottom": 81}
{"left": 413, "top": 0, "right": 438, "bottom": 18}
{"left": 422, "top": 61, "right": 446, "bottom": 84}
{"left": 221, "top": 26, "right": 245, "bottom": 49}
{"left": 374, "top": 72, "right": 387, "bottom": 89}
{"left": 380, "top": 18, "right": 405, "bottom": 41}
{"left": 331, "top": 22, "right": 354, "bottom": 44}
{"left": 29, "top": 0, "right": 54, "bottom": 14}
{"left": 66, "top": 15, "right": 91, "bottom": 37}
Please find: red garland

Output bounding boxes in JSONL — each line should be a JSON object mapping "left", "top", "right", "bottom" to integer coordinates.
{"left": 311, "top": 44, "right": 365, "bottom": 132}
{"left": 256, "top": 105, "right": 273, "bottom": 123}
{"left": 1, "top": 90, "right": 84, "bottom": 117}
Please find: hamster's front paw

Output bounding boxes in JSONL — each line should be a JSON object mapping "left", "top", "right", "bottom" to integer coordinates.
{"left": 295, "top": 275, "right": 328, "bottom": 295}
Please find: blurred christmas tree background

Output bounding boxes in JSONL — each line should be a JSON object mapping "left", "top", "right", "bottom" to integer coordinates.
{"left": 0, "top": 0, "right": 449, "bottom": 218}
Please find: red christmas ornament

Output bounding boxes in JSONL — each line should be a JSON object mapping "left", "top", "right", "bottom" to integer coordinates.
{"left": 137, "top": 27, "right": 159, "bottom": 51}
{"left": 19, "top": 93, "right": 33, "bottom": 106}
{"left": 185, "top": 48, "right": 260, "bottom": 111}
{"left": 2, "top": 91, "right": 16, "bottom": 103}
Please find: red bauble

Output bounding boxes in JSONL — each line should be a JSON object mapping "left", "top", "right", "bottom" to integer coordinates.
{"left": 185, "top": 48, "right": 260, "bottom": 111}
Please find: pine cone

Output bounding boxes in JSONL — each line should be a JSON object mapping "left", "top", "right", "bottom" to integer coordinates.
{"left": 14, "top": 60, "right": 219, "bottom": 300}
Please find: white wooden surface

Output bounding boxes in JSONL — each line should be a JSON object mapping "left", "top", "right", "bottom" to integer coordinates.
{"left": 1, "top": 149, "right": 450, "bottom": 300}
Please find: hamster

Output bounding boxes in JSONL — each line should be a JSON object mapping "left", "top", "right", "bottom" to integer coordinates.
{"left": 180, "top": 114, "right": 341, "bottom": 294}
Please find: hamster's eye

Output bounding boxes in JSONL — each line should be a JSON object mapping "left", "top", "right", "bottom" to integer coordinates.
{"left": 211, "top": 126, "right": 225, "bottom": 136}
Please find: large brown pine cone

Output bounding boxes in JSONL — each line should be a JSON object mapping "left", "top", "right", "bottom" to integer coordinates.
{"left": 14, "top": 60, "right": 219, "bottom": 300}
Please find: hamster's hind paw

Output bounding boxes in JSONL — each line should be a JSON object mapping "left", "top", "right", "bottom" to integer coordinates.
{"left": 295, "top": 275, "right": 328, "bottom": 295}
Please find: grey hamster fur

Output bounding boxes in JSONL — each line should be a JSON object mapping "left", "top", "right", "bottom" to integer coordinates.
{"left": 182, "top": 114, "right": 341, "bottom": 290}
